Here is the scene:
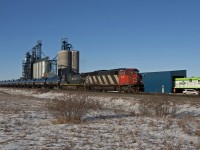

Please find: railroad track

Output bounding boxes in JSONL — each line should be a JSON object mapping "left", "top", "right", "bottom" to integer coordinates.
{"left": 1, "top": 87, "right": 200, "bottom": 100}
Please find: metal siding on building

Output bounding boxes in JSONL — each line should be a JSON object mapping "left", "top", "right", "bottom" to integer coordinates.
{"left": 170, "top": 70, "right": 186, "bottom": 90}
{"left": 141, "top": 70, "right": 186, "bottom": 93}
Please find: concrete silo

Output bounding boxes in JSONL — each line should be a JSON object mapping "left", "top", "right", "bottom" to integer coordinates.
{"left": 58, "top": 50, "right": 72, "bottom": 76}
{"left": 57, "top": 39, "right": 80, "bottom": 76}
{"left": 71, "top": 50, "right": 79, "bottom": 74}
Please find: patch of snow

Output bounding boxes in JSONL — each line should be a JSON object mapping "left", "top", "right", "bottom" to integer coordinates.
{"left": 0, "top": 88, "right": 200, "bottom": 149}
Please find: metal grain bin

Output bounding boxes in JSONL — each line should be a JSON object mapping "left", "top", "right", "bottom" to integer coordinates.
{"left": 58, "top": 50, "right": 72, "bottom": 76}
{"left": 33, "top": 59, "right": 50, "bottom": 79}
{"left": 71, "top": 50, "right": 79, "bottom": 74}
{"left": 38, "top": 61, "right": 42, "bottom": 78}
{"left": 33, "top": 63, "right": 37, "bottom": 79}
{"left": 33, "top": 62, "right": 39, "bottom": 79}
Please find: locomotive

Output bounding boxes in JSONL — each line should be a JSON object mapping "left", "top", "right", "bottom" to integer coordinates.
{"left": 82, "top": 68, "right": 143, "bottom": 92}
{"left": 174, "top": 77, "right": 200, "bottom": 93}
{"left": 0, "top": 68, "right": 144, "bottom": 93}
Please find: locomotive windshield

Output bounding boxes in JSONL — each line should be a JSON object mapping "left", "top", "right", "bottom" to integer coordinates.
{"left": 134, "top": 69, "right": 139, "bottom": 74}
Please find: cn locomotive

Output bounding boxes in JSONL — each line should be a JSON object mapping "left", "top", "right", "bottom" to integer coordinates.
{"left": 0, "top": 68, "right": 144, "bottom": 93}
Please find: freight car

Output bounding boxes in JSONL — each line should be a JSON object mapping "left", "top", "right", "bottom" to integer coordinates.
{"left": 0, "top": 77, "right": 60, "bottom": 89}
{"left": 0, "top": 68, "right": 144, "bottom": 93}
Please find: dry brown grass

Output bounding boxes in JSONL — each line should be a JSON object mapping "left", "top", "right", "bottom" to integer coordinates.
{"left": 46, "top": 95, "right": 102, "bottom": 124}
{"left": 138, "top": 96, "right": 178, "bottom": 118}
{"left": 34, "top": 88, "right": 51, "bottom": 94}
{"left": 177, "top": 114, "right": 200, "bottom": 136}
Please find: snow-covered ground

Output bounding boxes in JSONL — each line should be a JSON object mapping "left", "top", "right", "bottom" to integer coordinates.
{"left": 0, "top": 88, "right": 200, "bottom": 150}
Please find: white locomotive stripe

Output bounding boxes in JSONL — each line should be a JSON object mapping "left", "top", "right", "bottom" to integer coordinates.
{"left": 91, "top": 76, "right": 95, "bottom": 84}
{"left": 85, "top": 76, "right": 88, "bottom": 84}
{"left": 105, "top": 75, "right": 111, "bottom": 84}
{"left": 89, "top": 76, "right": 93, "bottom": 84}
{"left": 102, "top": 75, "right": 108, "bottom": 84}
{"left": 100, "top": 75, "right": 105, "bottom": 84}
{"left": 98, "top": 76, "right": 103, "bottom": 84}
{"left": 114, "top": 75, "right": 119, "bottom": 84}
{"left": 108, "top": 75, "right": 114, "bottom": 84}
{"left": 93, "top": 76, "right": 98, "bottom": 84}
{"left": 96, "top": 76, "right": 100, "bottom": 84}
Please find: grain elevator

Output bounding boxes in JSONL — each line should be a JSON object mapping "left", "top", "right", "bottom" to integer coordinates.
{"left": 58, "top": 38, "right": 79, "bottom": 77}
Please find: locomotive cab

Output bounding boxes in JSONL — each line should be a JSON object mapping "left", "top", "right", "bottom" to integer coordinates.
{"left": 118, "top": 69, "right": 140, "bottom": 85}
{"left": 118, "top": 68, "right": 144, "bottom": 92}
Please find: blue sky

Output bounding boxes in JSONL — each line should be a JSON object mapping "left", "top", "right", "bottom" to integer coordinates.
{"left": 0, "top": 0, "right": 200, "bottom": 80}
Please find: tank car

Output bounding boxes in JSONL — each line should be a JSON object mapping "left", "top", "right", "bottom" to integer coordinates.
{"left": 34, "top": 78, "right": 46, "bottom": 88}
{"left": 45, "top": 77, "right": 61, "bottom": 89}
{"left": 18, "top": 79, "right": 27, "bottom": 87}
{"left": 6, "top": 80, "right": 12, "bottom": 87}
{"left": 0, "top": 80, "right": 7, "bottom": 87}
{"left": 24, "top": 79, "right": 35, "bottom": 88}
{"left": 12, "top": 79, "right": 19, "bottom": 87}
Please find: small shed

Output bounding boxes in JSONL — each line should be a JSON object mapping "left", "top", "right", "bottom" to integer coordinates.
{"left": 141, "top": 70, "right": 186, "bottom": 93}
